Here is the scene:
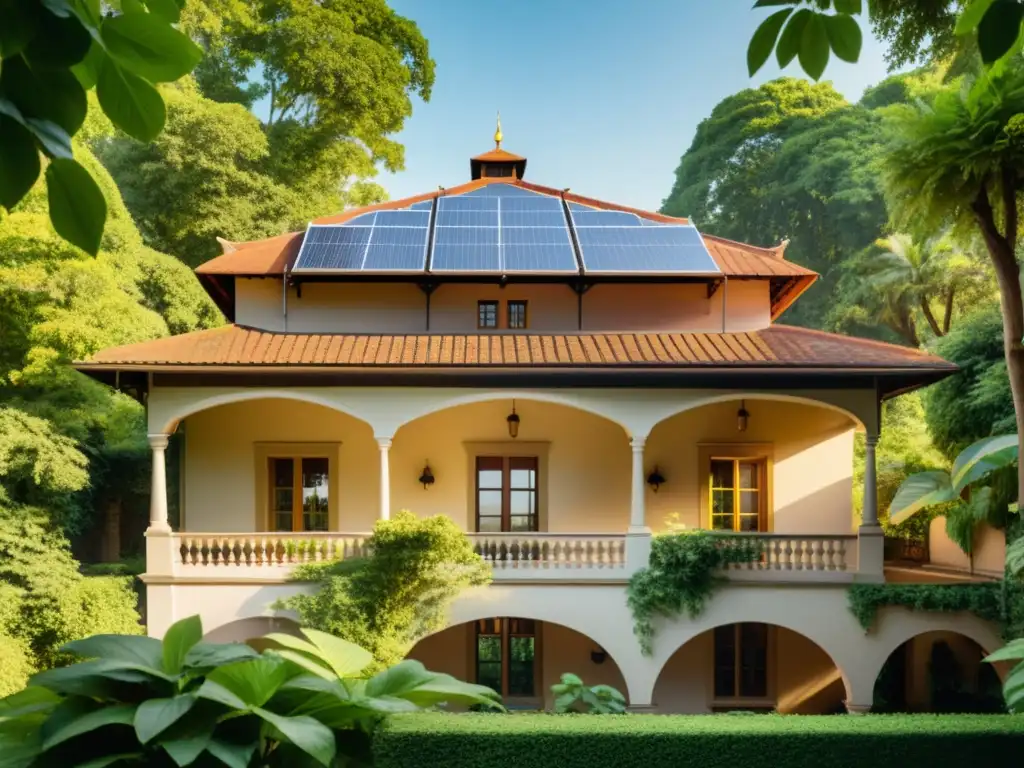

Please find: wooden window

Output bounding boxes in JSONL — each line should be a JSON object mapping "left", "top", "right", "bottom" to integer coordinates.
{"left": 268, "top": 457, "right": 329, "bottom": 532}
{"left": 475, "top": 617, "right": 538, "bottom": 698}
{"left": 714, "top": 623, "right": 769, "bottom": 699}
{"left": 476, "top": 457, "right": 538, "bottom": 532}
{"left": 507, "top": 300, "right": 528, "bottom": 329}
{"left": 478, "top": 300, "right": 498, "bottom": 329}
{"left": 709, "top": 458, "right": 766, "bottom": 532}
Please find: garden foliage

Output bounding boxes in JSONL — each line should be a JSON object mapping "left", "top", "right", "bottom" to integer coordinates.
{"left": 0, "top": 615, "right": 500, "bottom": 767}
{"left": 550, "top": 673, "right": 626, "bottom": 715}
{"left": 282, "top": 512, "right": 491, "bottom": 671}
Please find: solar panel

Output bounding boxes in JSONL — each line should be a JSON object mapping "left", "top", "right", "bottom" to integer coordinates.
{"left": 574, "top": 225, "right": 719, "bottom": 274}
{"left": 435, "top": 209, "right": 498, "bottom": 227}
{"left": 502, "top": 226, "right": 577, "bottom": 272}
{"left": 409, "top": 200, "right": 434, "bottom": 210}
{"left": 293, "top": 211, "right": 430, "bottom": 273}
{"left": 571, "top": 210, "right": 644, "bottom": 227}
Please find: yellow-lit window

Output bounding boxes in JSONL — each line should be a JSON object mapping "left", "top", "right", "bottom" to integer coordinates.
{"left": 269, "top": 457, "right": 329, "bottom": 532}
{"left": 709, "top": 458, "right": 765, "bottom": 532}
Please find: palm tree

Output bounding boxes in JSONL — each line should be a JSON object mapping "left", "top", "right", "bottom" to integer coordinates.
{"left": 869, "top": 233, "right": 983, "bottom": 338}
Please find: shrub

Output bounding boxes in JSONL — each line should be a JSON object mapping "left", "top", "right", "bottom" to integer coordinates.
{"left": 627, "top": 531, "right": 759, "bottom": 655}
{"left": 0, "top": 615, "right": 500, "bottom": 767}
{"left": 373, "top": 712, "right": 1024, "bottom": 768}
{"left": 282, "top": 512, "right": 491, "bottom": 671}
{"left": 0, "top": 633, "right": 32, "bottom": 697}
{"left": 551, "top": 673, "right": 626, "bottom": 714}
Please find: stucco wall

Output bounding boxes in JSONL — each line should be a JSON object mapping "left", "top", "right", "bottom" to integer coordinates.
{"left": 928, "top": 518, "right": 1006, "bottom": 576}
{"left": 232, "top": 277, "right": 772, "bottom": 334}
{"left": 645, "top": 399, "right": 855, "bottom": 533}
{"left": 180, "top": 396, "right": 855, "bottom": 535}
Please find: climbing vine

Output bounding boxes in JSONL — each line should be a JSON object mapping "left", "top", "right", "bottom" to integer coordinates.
{"left": 846, "top": 582, "right": 1012, "bottom": 634}
{"left": 627, "top": 531, "right": 761, "bottom": 656}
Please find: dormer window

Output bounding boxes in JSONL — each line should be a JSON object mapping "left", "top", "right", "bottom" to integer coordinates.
{"left": 482, "top": 164, "right": 514, "bottom": 178}
{"left": 478, "top": 301, "right": 499, "bottom": 329}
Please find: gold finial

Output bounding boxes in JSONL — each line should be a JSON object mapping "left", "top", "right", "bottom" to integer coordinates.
{"left": 494, "top": 111, "right": 503, "bottom": 149}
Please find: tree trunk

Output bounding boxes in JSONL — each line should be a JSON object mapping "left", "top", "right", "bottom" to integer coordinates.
{"left": 972, "top": 176, "right": 1024, "bottom": 506}
{"left": 942, "top": 288, "right": 955, "bottom": 335}
{"left": 101, "top": 497, "right": 122, "bottom": 563}
{"left": 919, "top": 298, "right": 943, "bottom": 338}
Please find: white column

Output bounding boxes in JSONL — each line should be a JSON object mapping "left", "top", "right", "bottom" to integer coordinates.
{"left": 629, "top": 435, "right": 648, "bottom": 532}
{"left": 862, "top": 433, "right": 880, "bottom": 527}
{"left": 857, "top": 432, "right": 885, "bottom": 582}
{"left": 148, "top": 433, "right": 170, "bottom": 532}
{"left": 377, "top": 437, "right": 392, "bottom": 522}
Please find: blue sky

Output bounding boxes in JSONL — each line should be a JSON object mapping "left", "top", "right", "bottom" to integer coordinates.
{"left": 368, "top": 0, "right": 899, "bottom": 213}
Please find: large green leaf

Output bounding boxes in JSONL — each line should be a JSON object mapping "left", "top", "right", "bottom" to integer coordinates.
{"left": 957, "top": 0, "right": 998, "bottom": 34}
{"left": 888, "top": 470, "right": 957, "bottom": 525}
{"left": 269, "top": 677, "right": 364, "bottom": 729}
{"left": 823, "top": 11, "right": 861, "bottom": 62}
{"left": 205, "top": 738, "right": 258, "bottom": 768}
{"left": 182, "top": 642, "right": 261, "bottom": 673}
{"left": 46, "top": 157, "right": 107, "bottom": 256}
{"left": 0, "top": 56, "right": 87, "bottom": 135}
{"left": 30, "top": 658, "right": 172, "bottom": 699}
{"left": 196, "top": 680, "right": 248, "bottom": 712}
{"left": 776, "top": 8, "right": 811, "bottom": 67}
{"left": 26, "top": 118, "right": 73, "bottom": 159}
{"left": 134, "top": 695, "right": 197, "bottom": 744}
{"left": 363, "top": 660, "right": 435, "bottom": 699}
{"left": 23, "top": 9, "right": 91, "bottom": 69}
{"left": 252, "top": 708, "right": 336, "bottom": 767}
{"left": 0, "top": 0, "right": 39, "bottom": 58}
{"left": 162, "top": 615, "right": 203, "bottom": 675}
{"left": 950, "top": 434, "right": 1018, "bottom": 494}
{"left": 834, "top": 0, "right": 862, "bottom": 13}
{"left": 62, "top": 634, "right": 163, "bottom": 670}
{"left": 145, "top": 0, "right": 182, "bottom": 23}
{"left": 96, "top": 57, "right": 165, "bottom": 142}
{"left": 0, "top": 112, "right": 41, "bottom": 209}
{"left": 205, "top": 656, "right": 289, "bottom": 708}
{"left": 389, "top": 674, "right": 502, "bottom": 709}
{"left": 1001, "top": 659, "right": 1024, "bottom": 713}
{"left": 747, "top": 9, "right": 792, "bottom": 76}
{"left": 300, "top": 629, "right": 373, "bottom": 678}
{"left": 101, "top": 11, "right": 202, "bottom": 83}
{"left": 72, "top": 39, "right": 107, "bottom": 90}
{"left": 161, "top": 730, "right": 212, "bottom": 767}
{"left": 40, "top": 700, "right": 136, "bottom": 750}
{"left": 0, "top": 688, "right": 60, "bottom": 719}
{"left": 977, "top": 0, "right": 1024, "bottom": 63}
{"left": 985, "top": 638, "right": 1024, "bottom": 663}
{"left": 798, "top": 12, "right": 830, "bottom": 80}
{"left": 1007, "top": 535, "right": 1024, "bottom": 578}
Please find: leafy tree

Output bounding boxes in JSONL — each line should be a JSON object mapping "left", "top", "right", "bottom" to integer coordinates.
{"left": 282, "top": 512, "right": 491, "bottom": 672}
{"left": 880, "top": 64, "right": 1024, "bottom": 504}
{"left": 661, "top": 78, "right": 889, "bottom": 329}
{"left": 924, "top": 302, "right": 1015, "bottom": 458}
{"left": 0, "top": 0, "right": 202, "bottom": 254}
{"left": 829, "top": 233, "right": 993, "bottom": 344}
{"left": 747, "top": 1, "right": 1022, "bottom": 79}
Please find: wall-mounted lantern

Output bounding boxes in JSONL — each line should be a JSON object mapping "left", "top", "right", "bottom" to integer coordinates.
{"left": 737, "top": 400, "right": 750, "bottom": 433}
{"left": 590, "top": 647, "right": 607, "bottom": 665}
{"left": 507, "top": 400, "right": 520, "bottom": 438}
{"left": 646, "top": 467, "right": 666, "bottom": 493}
{"left": 418, "top": 462, "right": 435, "bottom": 489}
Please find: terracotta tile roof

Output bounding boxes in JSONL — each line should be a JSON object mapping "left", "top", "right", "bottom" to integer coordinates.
{"left": 471, "top": 148, "right": 526, "bottom": 162}
{"left": 77, "top": 324, "right": 953, "bottom": 371}
{"left": 196, "top": 177, "right": 817, "bottom": 282}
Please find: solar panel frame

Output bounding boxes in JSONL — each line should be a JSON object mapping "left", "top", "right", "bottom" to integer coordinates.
{"left": 573, "top": 224, "right": 720, "bottom": 275}
{"left": 292, "top": 215, "right": 430, "bottom": 274}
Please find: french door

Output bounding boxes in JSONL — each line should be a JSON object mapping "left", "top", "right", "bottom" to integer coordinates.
{"left": 475, "top": 456, "right": 538, "bottom": 532}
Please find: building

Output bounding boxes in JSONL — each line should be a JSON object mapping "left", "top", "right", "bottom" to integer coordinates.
{"left": 76, "top": 127, "right": 1007, "bottom": 714}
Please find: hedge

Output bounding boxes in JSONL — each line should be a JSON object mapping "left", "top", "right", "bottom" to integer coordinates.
{"left": 373, "top": 713, "right": 1024, "bottom": 768}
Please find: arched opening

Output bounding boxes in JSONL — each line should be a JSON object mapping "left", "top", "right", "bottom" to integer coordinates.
{"left": 177, "top": 397, "right": 378, "bottom": 533}
{"left": 390, "top": 398, "right": 631, "bottom": 533}
{"left": 872, "top": 631, "right": 1005, "bottom": 713}
{"left": 644, "top": 398, "right": 859, "bottom": 535}
{"left": 202, "top": 616, "right": 301, "bottom": 644}
{"left": 653, "top": 622, "right": 849, "bottom": 714}
{"left": 406, "top": 616, "right": 628, "bottom": 711}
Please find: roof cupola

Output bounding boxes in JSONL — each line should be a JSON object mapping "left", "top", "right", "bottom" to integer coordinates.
{"left": 470, "top": 112, "right": 527, "bottom": 180}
